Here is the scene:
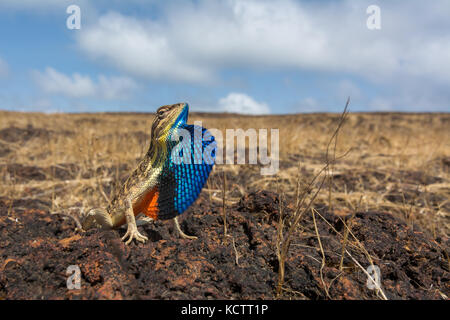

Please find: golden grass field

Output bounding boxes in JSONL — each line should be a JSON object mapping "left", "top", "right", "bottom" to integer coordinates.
{"left": 0, "top": 112, "right": 450, "bottom": 237}
{"left": 0, "top": 110, "right": 448, "bottom": 239}
{"left": 0, "top": 110, "right": 449, "bottom": 299}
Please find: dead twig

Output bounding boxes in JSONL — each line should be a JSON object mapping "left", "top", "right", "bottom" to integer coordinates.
{"left": 275, "top": 98, "right": 350, "bottom": 297}
{"left": 222, "top": 169, "right": 227, "bottom": 239}
{"left": 312, "top": 208, "right": 331, "bottom": 299}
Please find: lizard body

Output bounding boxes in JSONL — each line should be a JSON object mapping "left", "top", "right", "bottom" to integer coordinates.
{"left": 81, "top": 103, "right": 216, "bottom": 244}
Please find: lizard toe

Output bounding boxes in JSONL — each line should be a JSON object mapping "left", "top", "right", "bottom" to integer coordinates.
{"left": 121, "top": 230, "right": 130, "bottom": 242}
{"left": 122, "top": 227, "right": 148, "bottom": 245}
{"left": 137, "top": 235, "right": 148, "bottom": 243}
{"left": 136, "top": 231, "right": 148, "bottom": 243}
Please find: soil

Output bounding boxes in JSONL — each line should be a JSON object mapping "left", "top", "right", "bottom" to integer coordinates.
{"left": 0, "top": 190, "right": 448, "bottom": 300}
{"left": 0, "top": 115, "right": 448, "bottom": 300}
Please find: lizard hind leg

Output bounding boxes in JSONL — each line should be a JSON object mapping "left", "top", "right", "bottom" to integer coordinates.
{"left": 82, "top": 208, "right": 114, "bottom": 230}
{"left": 173, "top": 216, "right": 198, "bottom": 240}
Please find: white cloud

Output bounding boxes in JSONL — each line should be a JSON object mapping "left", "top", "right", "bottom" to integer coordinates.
{"left": 218, "top": 92, "right": 269, "bottom": 114}
{"left": 77, "top": 12, "right": 213, "bottom": 83}
{"left": 33, "top": 67, "right": 95, "bottom": 98}
{"left": 77, "top": 1, "right": 450, "bottom": 83}
{"left": 0, "top": 57, "right": 9, "bottom": 78}
{"left": 74, "top": 0, "right": 450, "bottom": 109}
{"left": 32, "top": 67, "right": 138, "bottom": 100}
{"left": 97, "top": 75, "right": 138, "bottom": 100}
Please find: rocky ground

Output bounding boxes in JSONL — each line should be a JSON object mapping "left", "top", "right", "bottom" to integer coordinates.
{"left": 0, "top": 190, "right": 448, "bottom": 299}
{"left": 0, "top": 112, "right": 448, "bottom": 299}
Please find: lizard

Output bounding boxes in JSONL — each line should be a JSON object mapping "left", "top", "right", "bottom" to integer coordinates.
{"left": 78, "top": 102, "right": 216, "bottom": 244}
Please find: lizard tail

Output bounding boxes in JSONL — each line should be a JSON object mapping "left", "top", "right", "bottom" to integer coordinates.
{"left": 81, "top": 207, "right": 113, "bottom": 230}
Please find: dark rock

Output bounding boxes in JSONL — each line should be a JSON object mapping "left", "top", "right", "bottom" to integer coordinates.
{"left": 0, "top": 191, "right": 448, "bottom": 300}
{"left": 238, "top": 190, "right": 280, "bottom": 220}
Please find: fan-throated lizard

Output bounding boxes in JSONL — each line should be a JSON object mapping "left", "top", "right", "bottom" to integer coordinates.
{"left": 79, "top": 103, "right": 216, "bottom": 244}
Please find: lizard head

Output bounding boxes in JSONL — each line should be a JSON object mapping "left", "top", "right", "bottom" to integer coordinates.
{"left": 151, "top": 102, "right": 189, "bottom": 143}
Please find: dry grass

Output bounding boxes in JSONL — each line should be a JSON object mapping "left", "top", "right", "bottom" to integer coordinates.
{"left": 0, "top": 110, "right": 449, "bottom": 241}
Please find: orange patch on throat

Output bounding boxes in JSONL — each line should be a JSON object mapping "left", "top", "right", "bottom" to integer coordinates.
{"left": 133, "top": 187, "right": 159, "bottom": 220}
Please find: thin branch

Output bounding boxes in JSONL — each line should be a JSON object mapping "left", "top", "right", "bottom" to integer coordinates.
{"left": 312, "top": 208, "right": 331, "bottom": 299}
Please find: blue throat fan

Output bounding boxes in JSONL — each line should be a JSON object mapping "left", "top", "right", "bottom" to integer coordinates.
{"left": 156, "top": 124, "right": 216, "bottom": 220}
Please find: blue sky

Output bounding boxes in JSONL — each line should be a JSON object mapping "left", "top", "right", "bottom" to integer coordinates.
{"left": 0, "top": 0, "right": 449, "bottom": 114}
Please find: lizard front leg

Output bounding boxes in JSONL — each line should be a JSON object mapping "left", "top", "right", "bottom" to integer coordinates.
{"left": 121, "top": 199, "right": 148, "bottom": 245}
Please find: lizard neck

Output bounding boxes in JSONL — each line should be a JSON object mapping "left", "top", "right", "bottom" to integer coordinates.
{"left": 147, "top": 139, "right": 171, "bottom": 167}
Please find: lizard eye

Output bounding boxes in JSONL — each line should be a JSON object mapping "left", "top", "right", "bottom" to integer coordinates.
{"left": 157, "top": 109, "right": 165, "bottom": 118}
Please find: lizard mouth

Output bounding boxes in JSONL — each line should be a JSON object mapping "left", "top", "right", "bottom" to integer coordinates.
{"left": 167, "top": 103, "right": 189, "bottom": 139}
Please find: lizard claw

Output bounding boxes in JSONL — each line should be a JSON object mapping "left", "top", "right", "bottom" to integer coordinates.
{"left": 121, "top": 225, "right": 148, "bottom": 245}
